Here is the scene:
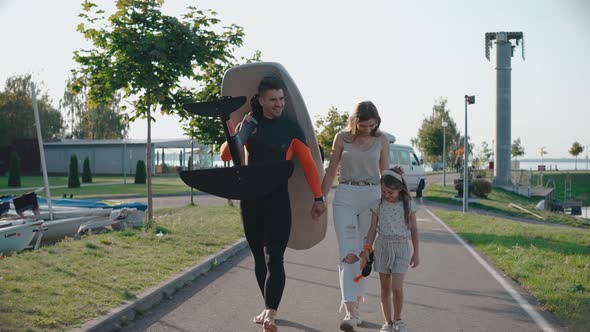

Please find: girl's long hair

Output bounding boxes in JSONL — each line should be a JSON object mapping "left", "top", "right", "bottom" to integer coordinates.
{"left": 249, "top": 76, "right": 283, "bottom": 117}
{"left": 344, "top": 100, "right": 381, "bottom": 142}
{"left": 381, "top": 166, "right": 412, "bottom": 226}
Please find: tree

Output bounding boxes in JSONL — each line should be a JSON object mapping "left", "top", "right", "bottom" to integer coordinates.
{"left": 135, "top": 160, "right": 146, "bottom": 184}
{"left": 60, "top": 80, "right": 129, "bottom": 139}
{"left": 315, "top": 106, "right": 349, "bottom": 158}
{"left": 0, "top": 74, "right": 63, "bottom": 144}
{"left": 73, "top": 0, "right": 245, "bottom": 223}
{"left": 473, "top": 140, "right": 493, "bottom": 169}
{"left": 511, "top": 137, "right": 525, "bottom": 159}
{"left": 82, "top": 157, "right": 93, "bottom": 183}
{"left": 412, "top": 98, "right": 461, "bottom": 164}
{"left": 78, "top": 95, "right": 128, "bottom": 139}
{"left": 68, "top": 155, "right": 81, "bottom": 188}
{"left": 59, "top": 77, "right": 86, "bottom": 138}
{"left": 7, "top": 152, "right": 21, "bottom": 187}
{"left": 472, "top": 141, "right": 493, "bottom": 170}
{"left": 539, "top": 146, "right": 548, "bottom": 163}
{"left": 569, "top": 141, "right": 584, "bottom": 170}
{"left": 481, "top": 141, "right": 493, "bottom": 161}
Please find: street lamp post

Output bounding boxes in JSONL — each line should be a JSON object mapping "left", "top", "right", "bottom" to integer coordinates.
{"left": 463, "top": 95, "right": 475, "bottom": 213}
{"left": 442, "top": 121, "right": 448, "bottom": 187}
{"left": 190, "top": 139, "right": 194, "bottom": 205}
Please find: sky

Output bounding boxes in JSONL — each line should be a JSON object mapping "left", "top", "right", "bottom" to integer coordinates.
{"left": 1, "top": 0, "right": 589, "bottom": 159}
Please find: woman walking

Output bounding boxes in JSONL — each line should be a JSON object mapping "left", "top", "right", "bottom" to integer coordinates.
{"left": 321, "top": 101, "right": 390, "bottom": 331}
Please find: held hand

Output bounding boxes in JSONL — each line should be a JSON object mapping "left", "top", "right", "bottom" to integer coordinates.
{"left": 410, "top": 253, "right": 420, "bottom": 268}
{"left": 359, "top": 250, "right": 369, "bottom": 270}
{"left": 311, "top": 201, "right": 326, "bottom": 220}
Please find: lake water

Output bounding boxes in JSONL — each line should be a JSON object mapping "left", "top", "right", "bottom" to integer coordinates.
{"left": 518, "top": 160, "right": 590, "bottom": 171}
{"left": 425, "top": 159, "right": 590, "bottom": 172}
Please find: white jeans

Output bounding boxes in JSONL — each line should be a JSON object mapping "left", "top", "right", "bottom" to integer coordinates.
{"left": 333, "top": 184, "right": 381, "bottom": 303}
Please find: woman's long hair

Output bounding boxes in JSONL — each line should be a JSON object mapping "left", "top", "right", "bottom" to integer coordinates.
{"left": 249, "top": 76, "right": 283, "bottom": 117}
{"left": 345, "top": 100, "right": 381, "bottom": 141}
{"left": 381, "top": 166, "right": 412, "bottom": 226}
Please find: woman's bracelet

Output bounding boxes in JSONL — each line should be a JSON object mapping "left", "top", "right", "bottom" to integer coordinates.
{"left": 363, "top": 243, "right": 373, "bottom": 251}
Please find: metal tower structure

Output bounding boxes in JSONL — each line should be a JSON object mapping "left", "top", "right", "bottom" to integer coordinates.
{"left": 485, "top": 31, "right": 525, "bottom": 186}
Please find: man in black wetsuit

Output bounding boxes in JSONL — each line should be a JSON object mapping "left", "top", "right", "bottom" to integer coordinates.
{"left": 220, "top": 76, "right": 325, "bottom": 332}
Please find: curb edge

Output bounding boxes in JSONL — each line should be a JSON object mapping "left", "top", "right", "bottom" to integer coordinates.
{"left": 73, "top": 238, "right": 248, "bottom": 332}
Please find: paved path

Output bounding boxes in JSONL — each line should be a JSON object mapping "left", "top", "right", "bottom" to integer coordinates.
{"left": 119, "top": 195, "right": 559, "bottom": 332}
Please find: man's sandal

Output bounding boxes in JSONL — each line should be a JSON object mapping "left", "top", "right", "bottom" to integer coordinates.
{"left": 263, "top": 309, "right": 278, "bottom": 332}
{"left": 263, "top": 319, "right": 278, "bottom": 332}
{"left": 254, "top": 310, "right": 266, "bottom": 324}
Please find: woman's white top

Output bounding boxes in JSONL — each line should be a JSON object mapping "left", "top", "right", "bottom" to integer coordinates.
{"left": 338, "top": 135, "right": 381, "bottom": 185}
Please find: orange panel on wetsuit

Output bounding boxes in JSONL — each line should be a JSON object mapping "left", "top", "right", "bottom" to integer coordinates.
{"left": 223, "top": 115, "right": 322, "bottom": 198}
{"left": 286, "top": 138, "right": 322, "bottom": 198}
{"left": 219, "top": 141, "right": 248, "bottom": 162}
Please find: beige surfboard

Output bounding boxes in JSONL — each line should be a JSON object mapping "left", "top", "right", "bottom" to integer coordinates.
{"left": 221, "top": 62, "right": 327, "bottom": 250}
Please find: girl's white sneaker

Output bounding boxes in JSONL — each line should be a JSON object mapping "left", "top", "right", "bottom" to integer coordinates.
{"left": 380, "top": 322, "right": 395, "bottom": 332}
{"left": 395, "top": 320, "right": 407, "bottom": 332}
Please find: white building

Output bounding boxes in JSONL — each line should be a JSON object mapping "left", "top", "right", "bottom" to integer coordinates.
{"left": 43, "top": 139, "right": 211, "bottom": 175}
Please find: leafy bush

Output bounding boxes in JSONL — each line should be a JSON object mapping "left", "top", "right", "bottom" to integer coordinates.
{"left": 68, "top": 155, "right": 81, "bottom": 188}
{"left": 472, "top": 179, "right": 492, "bottom": 198}
{"left": 474, "top": 170, "right": 488, "bottom": 179}
{"left": 135, "top": 160, "right": 146, "bottom": 184}
{"left": 82, "top": 157, "right": 92, "bottom": 183}
{"left": 7, "top": 152, "right": 21, "bottom": 187}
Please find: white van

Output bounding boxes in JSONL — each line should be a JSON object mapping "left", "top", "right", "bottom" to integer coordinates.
{"left": 386, "top": 134, "right": 426, "bottom": 197}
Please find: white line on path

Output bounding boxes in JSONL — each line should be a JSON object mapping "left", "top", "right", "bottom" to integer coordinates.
{"left": 423, "top": 208, "right": 557, "bottom": 332}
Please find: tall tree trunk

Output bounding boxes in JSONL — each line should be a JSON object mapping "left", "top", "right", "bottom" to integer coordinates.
{"left": 190, "top": 139, "right": 194, "bottom": 205}
{"left": 146, "top": 99, "right": 153, "bottom": 223}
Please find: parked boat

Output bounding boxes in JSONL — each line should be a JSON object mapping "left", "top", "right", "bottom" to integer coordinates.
{"left": 3, "top": 193, "right": 147, "bottom": 247}
{"left": 37, "top": 197, "right": 147, "bottom": 211}
{"left": 31, "top": 214, "right": 109, "bottom": 244}
{"left": 0, "top": 219, "right": 43, "bottom": 255}
{"left": 29, "top": 207, "right": 144, "bottom": 245}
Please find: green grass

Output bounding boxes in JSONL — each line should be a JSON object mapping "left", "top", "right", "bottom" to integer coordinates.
{"left": 426, "top": 184, "right": 590, "bottom": 228}
{"left": 0, "top": 175, "right": 123, "bottom": 189}
{"left": 0, "top": 205, "right": 243, "bottom": 331}
{"left": 432, "top": 210, "right": 590, "bottom": 331}
{"left": 530, "top": 171, "right": 590, "bottom": 205}
{"left": 0, "top": 175, "right": 193, "bottom": 198}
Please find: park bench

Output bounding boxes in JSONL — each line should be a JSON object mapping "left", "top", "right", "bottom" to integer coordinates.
{"left": 550, "top": 200, "right": 582, "bottom": 216}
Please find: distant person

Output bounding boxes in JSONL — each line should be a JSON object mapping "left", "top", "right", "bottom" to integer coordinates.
{"left": 220, "top": 76, "right": 326, "bottom": 332}
{"left": 363, "top": 167, "right": 419, "bottom": 332}
{"left": 321, "top": 101, "right": 390, "bottom": 331}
